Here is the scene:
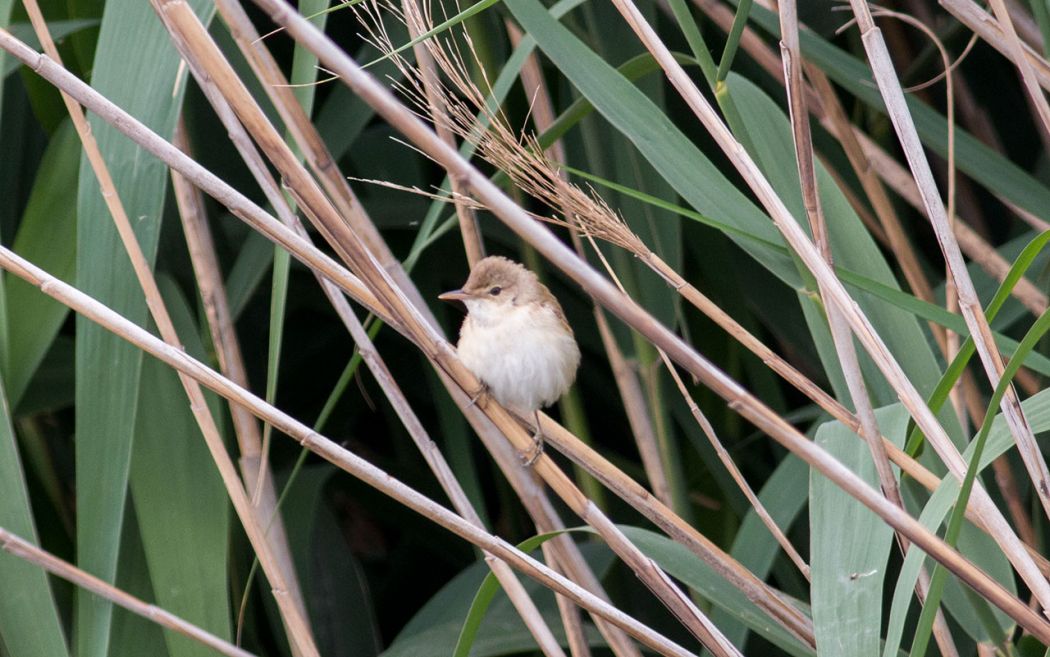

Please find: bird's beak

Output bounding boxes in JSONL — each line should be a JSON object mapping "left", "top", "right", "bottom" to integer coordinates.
{"left": 438, "top": 289, "right": 472, "bottom": 302}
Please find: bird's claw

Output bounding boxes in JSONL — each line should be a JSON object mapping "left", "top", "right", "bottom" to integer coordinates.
{"left": 520, "top": 431, "right": 544, "bottom": 467}
{"left": 467, "top": 383, "right": 489, "bottom": 408}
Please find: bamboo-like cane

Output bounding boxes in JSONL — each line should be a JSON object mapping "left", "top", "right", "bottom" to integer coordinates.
{"left": 0, "top": 527, "right": 256, "bottom": 657}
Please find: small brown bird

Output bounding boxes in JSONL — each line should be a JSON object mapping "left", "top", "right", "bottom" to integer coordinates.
{"left": 439, "top": 256, "right": 581, "bottom": 464}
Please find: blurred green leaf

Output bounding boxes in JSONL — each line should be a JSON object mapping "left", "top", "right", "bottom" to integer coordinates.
{"left": 384, "top": 541, "right": 613, "bottom": 657}
{"left": 1, "top": 20, "right": 100, "bottom": 78}
{"left": 283, "top": 464, "right": 382, "bottom": 657}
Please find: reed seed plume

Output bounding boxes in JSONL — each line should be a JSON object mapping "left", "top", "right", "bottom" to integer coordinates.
{"left": 351, "top": 0, "right": 647, "bottom": 254}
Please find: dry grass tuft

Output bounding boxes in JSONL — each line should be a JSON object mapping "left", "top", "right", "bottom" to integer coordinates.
{"left": 351, "top": 0, "right": 647, "bottom": 254}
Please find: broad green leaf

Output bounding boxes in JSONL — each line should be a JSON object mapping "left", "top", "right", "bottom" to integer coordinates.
{"left": 4, "top": 120, "right": 78, "bottom": 408}
{"left": 810, "top": 405, "right": 907, "bottom": 656}
{"left": 723, "top": 74, "right": 952, "bottom": 416}
{"left": 73, "top": 3, "right": 215, "bottom": 657}
{"left": 0, "top": 371, "right": 68, "bottom": 657}
{"left": 109, "top": 504, "right": 170, "bottom": 657}
{"left": 883, "top": 388, "right": 1050, "bottom": 656}
{"left": 129, "top": 276, "right": 231, "bottom": 657}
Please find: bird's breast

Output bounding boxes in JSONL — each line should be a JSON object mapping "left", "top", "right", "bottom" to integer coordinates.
{"left": 456, "top": 305, "right": 580, "bottom": 414}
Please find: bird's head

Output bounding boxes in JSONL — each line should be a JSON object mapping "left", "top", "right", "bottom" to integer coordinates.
{"left": 438, "top": 256, "right": 538, "bottom": 315}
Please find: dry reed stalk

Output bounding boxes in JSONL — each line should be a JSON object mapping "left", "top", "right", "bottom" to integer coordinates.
{"left": 883, "top": 2, "right": 1044, "bottom": 546}
{"left": 843, "top": 1, "right": 1050, "bottom": 540}
{"left": 325, "top": 293, "right": 569, "bottom": 657}
{"left": 659, "top": 355, "right": 811, "bottom": 580}
{"left": 11, "top": 4, "right": 1036, "bottom": 639}
{"left": 18, "top": 4, "right": 317, "bottom": 654}
{"left": 160, "top": 20, "right": 569, "bottom": 656}
{"left": 0, "top": 23, "right": 629, "bottom": 657}
{"left": 611, "top": 0, "right": 1050, "bottom": 609}
{"left": 163, "top": 6, "right": 648, "bottom": 655}
{"left": 0, "top": 526, "right": 255, "bottom": 657}
{"left": 212, "top": 5, "right": 631, "bottom": 631}
{"left": 854, "top": 132, "right": 1049, "bottom": 315}
{"left": 2, "top": 20, "right": 1041, "bottom": 646}
{"left": 778, "top": 3, "right": 957, "bottom": 654}
{"left": 941, "top": 0, "right": 1050, "bottom": 90}
{"left": 0, "top": 245, "right": 701, "bottom": 657}
{"left": 235, "top": 1, "right": 1050, "bottom": 638}
{"left": 0, "top": 21, "right": 987, "bottom": 650}
{"left": 504, "top": 0, "right": 806, "bottom": 587}
{"left": 806, "top": 68, "right": 946, "bottom": 344}
{"left": 210, "top": 0, "right": 421, "bottom": 310}
{"left": 401, "top": 0, "right": 485, "bottom": 265}
{"left": 153, "top": 5, "right": 741, "bottom": 652}
{"left": 358, "top": 6, "right": 811, "bottom": 577}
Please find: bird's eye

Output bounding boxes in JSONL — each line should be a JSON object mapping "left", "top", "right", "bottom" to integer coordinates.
{"left": 489, "top": 286, "right": 502, "bottom": 296}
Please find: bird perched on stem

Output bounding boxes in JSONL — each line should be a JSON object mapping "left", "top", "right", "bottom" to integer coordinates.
{"left": 439, "top": 256, "right": 581, "bottom": 465}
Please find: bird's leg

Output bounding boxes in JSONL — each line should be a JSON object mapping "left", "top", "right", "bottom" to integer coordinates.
{"left": 466, "top": 382, "right": 489, "bottom": 408}
{"left": 521, "top": 410, "right": 545, "bottom": 467}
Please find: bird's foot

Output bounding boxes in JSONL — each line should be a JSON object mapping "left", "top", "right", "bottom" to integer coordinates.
{"left": 520, "top": 432, "right": 544, "bottom": 467}
{"left": 467, "top": 383, "right": 489, "bottom": 408}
